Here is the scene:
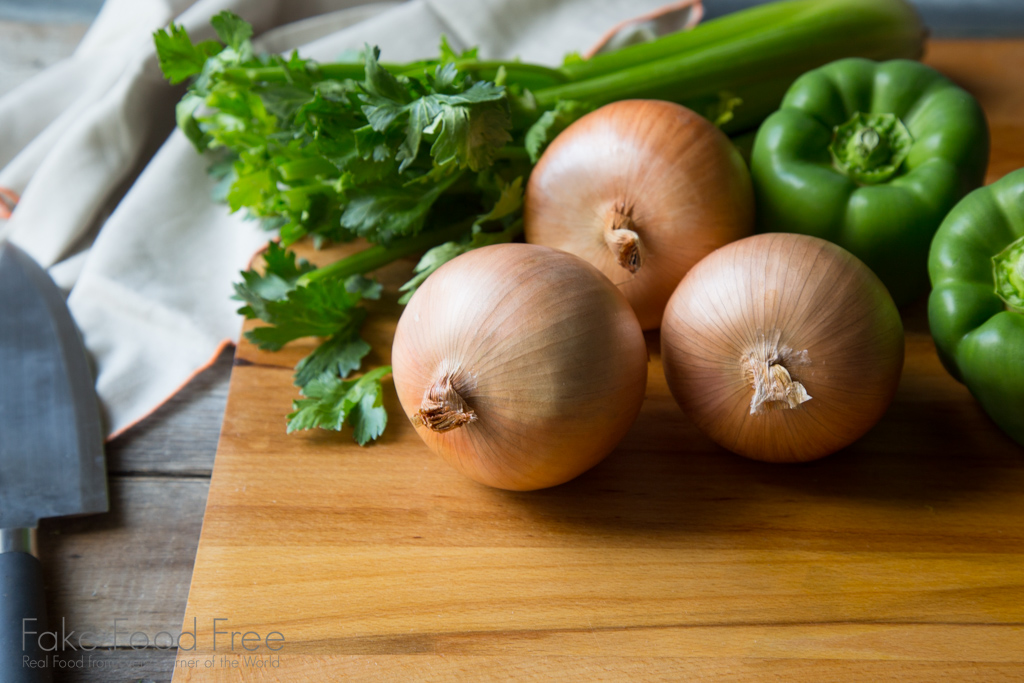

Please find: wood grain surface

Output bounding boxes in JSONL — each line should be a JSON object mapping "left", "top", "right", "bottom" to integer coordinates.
{"left": 0, "top": 19, "right": 223, "bottom": 683}
{"left": 175, "top": 41, "right": 1024, "bottom": 681}
{"left": 39, "top": 349, "right": 232, "bottom": 683}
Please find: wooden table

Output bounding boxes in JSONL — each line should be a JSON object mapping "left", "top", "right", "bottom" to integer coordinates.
{"left": 0, "top": 18, "right": 222, "bottom": 682}
{"left": 38, "top": 352, "right": 229, "bottom": 682}
{"left": 9, "top": 25, "right": 1024, "bottom": 683}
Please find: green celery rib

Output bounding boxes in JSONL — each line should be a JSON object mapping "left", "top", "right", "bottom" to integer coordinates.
{"left": 559, "top": 0, "right": 922, "bottom": 83}
{"left": 279, "top": 157, "right": 339, "bottom": 182}
{"left": 222, "top": 60, "right": 566, "bottom": 91}
{"left": 559, "top": 0, "right": 808, "bottom": 82}
{"left": 220, "top": 62, "right": 377, "bottom": 84}
{"left": 220, "top": 63, "right": 364, "bottom": 84}
{"left": 298, "top": 218, "right": 475, "bottom": 286}
{"left": 536, "top": 0, "right": 924, "bottom": 121}
{"left": 401, "top": 60, "right": 569, "bottom": 87}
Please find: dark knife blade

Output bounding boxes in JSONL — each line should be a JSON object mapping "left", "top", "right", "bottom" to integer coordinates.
{"left": 0, "top": 241, "right": 107, "bottom": 526}
{"left": 0, "top": 240, "right": 108, "bottom": 683}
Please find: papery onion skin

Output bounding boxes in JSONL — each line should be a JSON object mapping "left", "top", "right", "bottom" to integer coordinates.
{"left": 661, "top": 233, "right": 904, "bottom": 463}
{"left": 524, "top": 99, "right": 755, "bottom": 330}
{"left": 392, "top": 243, "right": 648, "bottom": 490}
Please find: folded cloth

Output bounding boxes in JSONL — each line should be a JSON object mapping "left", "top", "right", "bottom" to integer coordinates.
{"left": 0, "top": 0, "right": 692, "bottom": 438}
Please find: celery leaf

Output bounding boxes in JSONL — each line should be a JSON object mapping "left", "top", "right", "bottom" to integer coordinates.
{"left": 287, "top": 366, "right": 391, "bottom": 444}
{"left": 399, "top": 176, "right": 523, "bottom": 301}
{"left": 211, "top": 11, "right": 253, "bottom": 52}
{"left": 153, "top": 25, "right": 221, "bottom": 84}
{"left": 524, "top": 99, "right": 593, "bottom": 162}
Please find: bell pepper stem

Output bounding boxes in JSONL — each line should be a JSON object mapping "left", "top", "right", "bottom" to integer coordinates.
{"left": 993, "top": 234, "right": 1024, "bottom": 313}
{"left": 829, "top": 112, "right": 913, "bottom": 185}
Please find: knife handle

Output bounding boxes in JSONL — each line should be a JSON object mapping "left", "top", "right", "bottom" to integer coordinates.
{"left": 0, "top": 530, "right": 52, "bottom": 683}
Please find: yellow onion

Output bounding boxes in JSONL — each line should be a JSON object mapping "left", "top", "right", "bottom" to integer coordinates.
{"left": 524, "top": 99, "right": 754, "bottom": 330}
{"left": 392, "top": 243, "right": 648, "bottom": 490}
{"left": 661, "top": 233, "right": 904, "bottom": 462}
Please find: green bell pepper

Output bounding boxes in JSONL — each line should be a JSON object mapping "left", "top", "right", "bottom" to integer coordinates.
{"left": 751, "top": 58, "right": 989, "bottom": 305}
{"left": 929, "top": 168, "right": 1024, "bottom": 447}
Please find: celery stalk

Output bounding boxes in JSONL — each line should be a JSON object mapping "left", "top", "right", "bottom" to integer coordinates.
{"left": 559, "top": 0, "right": 921, "bottom": 82}
{"left": 536, "top": 0, "right": 924, "bottom": 133}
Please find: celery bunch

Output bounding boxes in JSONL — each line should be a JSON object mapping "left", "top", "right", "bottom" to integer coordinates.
{"left": 155, "top": 0, "right": 923, "bottom": 443}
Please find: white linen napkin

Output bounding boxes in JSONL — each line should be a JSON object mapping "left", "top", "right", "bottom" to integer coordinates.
{"left": 0, "top": 0, "right": 692, "bottom": 437}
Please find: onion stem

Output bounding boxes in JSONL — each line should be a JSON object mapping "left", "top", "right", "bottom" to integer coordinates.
{"left": 415, "top": 373, "right": 478, "bottom": 432}
{"left": 604, "top": 204, "right": 644, "bottom": 274}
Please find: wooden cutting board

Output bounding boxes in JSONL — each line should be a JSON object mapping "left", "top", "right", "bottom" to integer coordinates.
{"left": 174, "top": 41, "right": 1024, "bottom": 681}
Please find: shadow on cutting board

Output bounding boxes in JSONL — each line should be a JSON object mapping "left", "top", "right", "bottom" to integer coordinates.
{"left": 496, "top": 304, "right": 1021, "bottom": 554}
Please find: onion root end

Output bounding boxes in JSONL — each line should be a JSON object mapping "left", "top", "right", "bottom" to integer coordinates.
{"left": 745, "top": 332, "right": 812, "bottom": 415}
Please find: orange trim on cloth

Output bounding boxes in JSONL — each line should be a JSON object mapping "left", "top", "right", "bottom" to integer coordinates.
{"left": 584, "top": 0, "right": 704, "bottom": 59}
{"left": 105, "top": 241, "right": 274, "bottom": 442}
{"left": 0, "top": 186, "right": 20, "bottom": 219}
{"left": 105, "top": 338, "right": 235, "bottom": 442}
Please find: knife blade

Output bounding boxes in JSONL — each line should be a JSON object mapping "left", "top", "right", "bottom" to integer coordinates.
{"left": 0, "top": 241, "right": 108, "bottom": 682}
